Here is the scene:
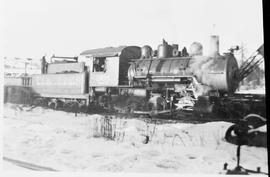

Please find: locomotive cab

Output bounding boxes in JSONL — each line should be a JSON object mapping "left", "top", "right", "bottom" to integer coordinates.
{"left": 80, "top": 46, "right": 141, "bottom": 87}
{"left": 79, "top": 46, "right": 141, "bottom": 108}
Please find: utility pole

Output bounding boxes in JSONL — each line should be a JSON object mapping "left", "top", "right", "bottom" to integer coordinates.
{"left": 24, "top": 58, "right": 32, "bottom": 76}
{"left": 24, "top": 62, "right": 28, "bottom": 76}
{"left": 239, "top": 43, "right": 246, "bottom": 86}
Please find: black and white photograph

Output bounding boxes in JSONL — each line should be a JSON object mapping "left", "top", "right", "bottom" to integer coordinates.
{"left": 1, "top": 0, "right": 267, "bottom": 175}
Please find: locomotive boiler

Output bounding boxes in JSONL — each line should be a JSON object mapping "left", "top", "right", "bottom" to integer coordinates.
{"left": 126, "top": 36, "right": 240, "bottom": 113}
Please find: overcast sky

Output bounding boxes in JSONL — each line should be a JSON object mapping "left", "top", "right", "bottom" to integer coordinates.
{"left": 1, "top": 0, "right": 264, "bottom": 59}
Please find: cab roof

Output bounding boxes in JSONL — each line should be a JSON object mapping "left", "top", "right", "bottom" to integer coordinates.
{"left": 80, "top": 46, "right": 141, "bottom": 58}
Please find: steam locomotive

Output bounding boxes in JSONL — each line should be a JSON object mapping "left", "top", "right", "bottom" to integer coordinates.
{"left": 4, "top": 35, "right": 265, "bottom": 119}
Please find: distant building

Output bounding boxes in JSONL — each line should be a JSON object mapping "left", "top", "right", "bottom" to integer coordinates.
{"left": 4, "top": 57, "right": 41, "bottom": 77}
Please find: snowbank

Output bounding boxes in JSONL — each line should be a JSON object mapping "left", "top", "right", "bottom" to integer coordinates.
{"left": 3, "top": 104, "right": 268, "bottom": 173}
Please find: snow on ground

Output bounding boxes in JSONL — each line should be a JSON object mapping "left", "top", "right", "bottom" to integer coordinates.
{"left": 2, "top": 104, "right": 268, "bottom": 174}
{"left": 237, "top": 85, "right": 265, "bottom": 94}
{"left": 236, "top": 88, "right": 265, "bottom": 95}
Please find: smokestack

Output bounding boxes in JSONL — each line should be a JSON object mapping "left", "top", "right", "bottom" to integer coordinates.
{"left": 209, "top": 35, "right": 219, "bottom": 57}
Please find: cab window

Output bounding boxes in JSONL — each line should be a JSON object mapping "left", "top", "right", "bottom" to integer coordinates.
{"left": 93, "top": 57, "right": 106, "bottom": 72}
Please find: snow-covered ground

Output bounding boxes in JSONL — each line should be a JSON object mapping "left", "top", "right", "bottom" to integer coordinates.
{"left": 2, "top": 104, "right": 268, "bottom": 174}
{"left": 237, "top": 80, "right": 265, "bottom": 95}
{"left": 236, "top": 87, "right": 265, "bottom": 95}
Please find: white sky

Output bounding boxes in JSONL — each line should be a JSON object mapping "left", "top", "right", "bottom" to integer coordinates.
{"left": 0, "top": 0, "right": 264, "bottom": 59}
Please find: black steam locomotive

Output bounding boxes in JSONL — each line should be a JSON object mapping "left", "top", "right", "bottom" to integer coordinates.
{"left": 4, "top": 36, "right": 265, "bottom": 119}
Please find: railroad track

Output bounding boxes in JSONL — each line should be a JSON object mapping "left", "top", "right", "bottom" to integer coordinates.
{"left": 99, "top": 110, "right": 239, "bottom": 125}
{"left": 3, "top": 157, "right": 58, "bottom": 171}
{"left": 6, "top": 95, "right": 264, "bottom": 124}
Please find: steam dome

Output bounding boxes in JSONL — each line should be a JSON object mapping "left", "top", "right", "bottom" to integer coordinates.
{"left": 189, "top": 42, "right": 203, "bottom": 56}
